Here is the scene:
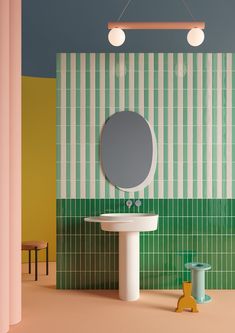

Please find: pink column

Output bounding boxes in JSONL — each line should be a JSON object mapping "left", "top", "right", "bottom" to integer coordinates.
{"left": 0, "top": 0, "right": 10, "bottom": 332}
{"left": 0, "top": 0, "right": 22, "bottom": 332}
{"left": 10, "top": 0, "right": 22, "bottom": 325}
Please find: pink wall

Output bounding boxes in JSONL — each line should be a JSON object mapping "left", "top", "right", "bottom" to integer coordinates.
{"left": 0, "top": 1, "right": 10, "bottom": 332}
{"left": 10, "top": 0, "right": 22, "bottom": 325}
{"left": 0, "top": 1, "right": 21, "bottom": 332}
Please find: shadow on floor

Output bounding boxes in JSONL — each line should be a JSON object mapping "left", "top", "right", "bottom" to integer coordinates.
{"left": 150, "top": 290, "right": 181, "bottom": 299}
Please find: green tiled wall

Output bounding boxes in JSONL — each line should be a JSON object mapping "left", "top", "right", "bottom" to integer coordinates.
{"left": 57, "top": 53, "right": 235, "bottom": 200}
{"left": 57, "top": 199, "right": 235, "bottom": 289}
{"left": 57, "top": 53, "right": 235, "bottom": 290}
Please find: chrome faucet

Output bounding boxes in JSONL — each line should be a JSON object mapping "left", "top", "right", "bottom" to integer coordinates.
{"left": 135, "top": 200, "right": 142, "bottom": 207}
{"left": 126, "top": 200, "right": 133, "bottom": 209}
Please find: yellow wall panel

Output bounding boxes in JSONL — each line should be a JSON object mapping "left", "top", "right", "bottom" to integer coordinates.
{"left": 22, "top": 76, "right": 56, "bottom": 262}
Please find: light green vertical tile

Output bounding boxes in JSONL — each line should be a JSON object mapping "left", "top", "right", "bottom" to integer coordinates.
{"left": 66, "top": 54, "right": 71, "bottom": 198}
{"left": 125, "top": 53, "right": 129, "bottom": 110}
{"left": 193, "top": 54, "right": 198, "bottom": 197}
{"left": 76, "top": 54, "right": 81, "bottom": 198}
{"left": 85, "top": 54, "right": 90, "bottom": 198}
{"left": 144, "top": 53, "right": 149, "bottom": 121}
{"left": 183, "top": 53, "right": 188, "bottom": 198}
{"left": 164, "top": 54, "right": 168, "bottom": 198}
{"left": 212, "top": 54, "right": 217, "bottom": 198}
{"left": 222, "top": 53, "right": 227, "bottom": 198}
{"left": 202, "top": 53, "right": 207, "bottom": 198}
{"left": 56, "top": 54, "right": 61, "bottom": 199}
{"left": 95, "top": 54, "right": 100, "bottom": 199}
{"left": 232, "top": 54, "right": 235, "bottom": 197}
{"left": 173, "top": 54, "right": 178, "bottom": 198}
{"left": 154, "top": 53, "right": 158, "bottom": 198}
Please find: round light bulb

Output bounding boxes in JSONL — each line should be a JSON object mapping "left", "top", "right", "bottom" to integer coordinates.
{"left": 187, "top": 28, "right": 205, "bottom": 47}
{"left": 108, "top": 28, "right": 125, "bottom": 47}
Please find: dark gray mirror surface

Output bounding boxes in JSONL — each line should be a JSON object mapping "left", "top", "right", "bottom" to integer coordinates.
{"left": 101, "top": 111, "right": 155, "bottom": 191}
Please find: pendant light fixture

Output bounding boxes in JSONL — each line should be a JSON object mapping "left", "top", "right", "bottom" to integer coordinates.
{"left": 108, "top": 0, "right": 205, "bottom": 47}
{"left": 187, "top": 27, "right": 205, "bottom": 47}
{"left": 108, "top": 28, "right": 126, "bottom": 47}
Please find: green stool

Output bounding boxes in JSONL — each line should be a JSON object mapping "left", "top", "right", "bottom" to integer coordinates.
{"left": 185, "top": 262, "right": 211, "bottom": 304}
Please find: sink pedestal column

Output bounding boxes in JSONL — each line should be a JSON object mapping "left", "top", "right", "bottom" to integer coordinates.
{"left": 119, "top": 231, "right": 139, "bottom": 301}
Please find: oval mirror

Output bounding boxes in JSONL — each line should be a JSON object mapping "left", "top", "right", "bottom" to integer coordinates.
{"left": 101, "top": 111, "right": 157, "bottom": 192}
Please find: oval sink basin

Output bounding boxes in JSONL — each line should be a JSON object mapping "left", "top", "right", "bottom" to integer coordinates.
{"left": 85, "top": 213, "right": 159, "bottom": 301}
{"left": 85, "top": 213, "right": 158, "bottom": 232}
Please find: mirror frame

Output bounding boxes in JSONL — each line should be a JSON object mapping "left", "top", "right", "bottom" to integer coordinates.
{"left": 101, "top": 111, "right": 157, "bottom": 193}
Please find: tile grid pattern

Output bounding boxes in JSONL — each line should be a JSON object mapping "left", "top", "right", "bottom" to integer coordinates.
{"left": 57, "top": 199, "right": 235, "bottom": 289}
{"left": 57, "top": 53, "right": 235, "bottom": 199}
{"left": 56, "top": 53, "right": 235, "bottom": 289}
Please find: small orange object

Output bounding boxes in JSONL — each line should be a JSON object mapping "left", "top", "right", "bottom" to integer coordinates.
{"left": 176, "top": 281, "right": 198, "bottom": 313}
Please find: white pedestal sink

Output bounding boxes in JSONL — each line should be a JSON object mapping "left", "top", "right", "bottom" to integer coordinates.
{"left": 85, "top": 213, "right": 159, "bottom": 301}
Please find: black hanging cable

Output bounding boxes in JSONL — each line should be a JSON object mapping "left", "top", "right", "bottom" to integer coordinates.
{"left": 180, "top": 0, "right": 195, "bottom": 20}
{"left": 117, "top": 0, "right": 134, "bottom": 21}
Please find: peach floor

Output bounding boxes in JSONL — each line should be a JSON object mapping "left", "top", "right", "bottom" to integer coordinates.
{"left": 10, "top": 263, "right": 235, "bottom": 333}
